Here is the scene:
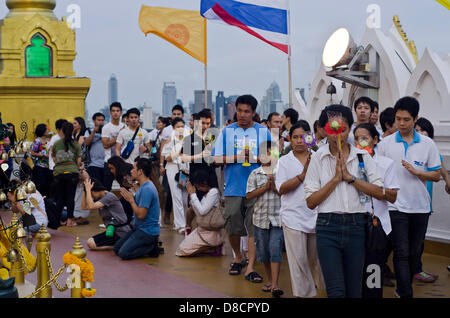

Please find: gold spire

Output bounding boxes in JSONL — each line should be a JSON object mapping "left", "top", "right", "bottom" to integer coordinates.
{"left": 393, "top": 15, "right": 419, "bottom": 64}
{"left": 5, "top": 0, "right": 57, "bottom": 20}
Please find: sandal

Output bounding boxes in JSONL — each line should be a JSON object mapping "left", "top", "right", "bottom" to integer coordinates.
{"left": 272, "top": 288, "right": 284, "bottom": 298}
{"left": 229, "top": 262, "right": 244, "bottom": 275}
{"left": 262, "top": 284, "right": 272, "bottom": 292}
{"left": 245, "top": 271, "right": 263, "bottom": 283}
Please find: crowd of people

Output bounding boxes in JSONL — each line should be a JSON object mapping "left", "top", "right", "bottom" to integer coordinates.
{"left": 0, "top": 93, "right": 449, "bottom": 298}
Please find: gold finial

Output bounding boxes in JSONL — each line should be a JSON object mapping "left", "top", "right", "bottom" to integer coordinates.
{"left": 5, "top": 0, "right": 57, "bottom": 20}
{"left": 393, "top": 15, "right": 419, "bottom": 64}
{"left": 70, "top": 237, "right": 87, "bottom": 259}
{"left": 37, "top": 224, "right": 51, "bottom": 242}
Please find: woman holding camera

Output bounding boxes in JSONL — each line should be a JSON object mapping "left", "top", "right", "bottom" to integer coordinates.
{"left": 161, "top": 118, "right": 190, "bottom": 234}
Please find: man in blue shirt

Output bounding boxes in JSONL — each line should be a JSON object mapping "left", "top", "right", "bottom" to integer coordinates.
{"left": 212, "top": 95, "right": 271, "bottom": 282}
{"left": 84, "top": 112, "right": 106, "bottom": 185}
{"left": 114, "top": 158, "right": 161, "bottom": 260}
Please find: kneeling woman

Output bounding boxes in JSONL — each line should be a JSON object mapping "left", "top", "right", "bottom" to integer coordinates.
{"left": 83, "top": 178, "right": 131, "bottom": 250}
{"left": 176, "top": 170, "right": 224, "bottom": 257}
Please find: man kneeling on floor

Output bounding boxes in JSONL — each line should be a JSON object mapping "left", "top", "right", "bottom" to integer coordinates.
{"left": 114, "top": 158, "right": 161, "bottom": 260}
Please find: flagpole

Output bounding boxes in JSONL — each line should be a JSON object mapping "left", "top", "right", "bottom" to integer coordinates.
{"left": 204, "top": 18, "right": 208, "bottom": 109}
{"left": 287, "top": 3, "right": 293, "bottom": 109}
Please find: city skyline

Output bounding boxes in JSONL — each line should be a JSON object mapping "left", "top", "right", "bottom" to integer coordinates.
{"left": 17, "top": 0, "right": 449, "bottom": 115}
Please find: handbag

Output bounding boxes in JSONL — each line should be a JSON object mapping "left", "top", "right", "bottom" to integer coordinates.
{"left": 196, "top": 204, "right": 225, "bottom": 231}
{"left": 357, "top": 154, "right": 387, "bottom": 252}
{"left": 121, "top": 128, "right": 140, "bottom": 160}
{"left": 366, "top": 198, "right": 387, "bottom": 252}
{"left": 172, "top": 138, "right": 189, "bottom": 189}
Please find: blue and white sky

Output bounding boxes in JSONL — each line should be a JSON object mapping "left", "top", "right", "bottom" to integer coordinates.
{"left": 1, "top": 0, "right": 448, "bottom": 115}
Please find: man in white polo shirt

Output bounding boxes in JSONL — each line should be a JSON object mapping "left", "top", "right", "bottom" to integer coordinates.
{"left": 102, "top": 102, "right": 125, "bottom": 190}
{"left": 377, "top": 96, "right": 441, "bottom": 298}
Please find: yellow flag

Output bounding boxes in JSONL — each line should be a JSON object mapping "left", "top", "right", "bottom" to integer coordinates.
{"left": 139, "top": 6, "right": 207, "bottom": 65}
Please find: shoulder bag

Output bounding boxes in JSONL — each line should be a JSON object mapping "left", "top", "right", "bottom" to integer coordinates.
{"left": 121, "top": 128, "right": 140, "bottom": 160}
{"left": 357, "top": 153, "right": 387, "bottom": 252}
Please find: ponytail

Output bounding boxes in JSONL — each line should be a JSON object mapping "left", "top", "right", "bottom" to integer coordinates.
{"left": 62, "top": 122, "right": 75, "bottom": 151}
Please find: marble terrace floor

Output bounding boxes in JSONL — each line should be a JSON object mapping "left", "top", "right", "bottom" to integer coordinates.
{"left": 1, "top": 210, "right": 449, "bottom": 298}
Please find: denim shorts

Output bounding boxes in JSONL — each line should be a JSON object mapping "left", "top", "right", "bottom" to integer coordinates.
{"left": 254, "top": 225, "right": 283, "bottom": 263}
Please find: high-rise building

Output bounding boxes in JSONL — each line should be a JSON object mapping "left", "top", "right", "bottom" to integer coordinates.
{"left": 194, "top": 90, "right": 212, "bottom": 113}
{"left": 215, "top": 91, "right": 225, "bottom": 126}
{"left": 162, "top": 82, "right": 177, "bottom": 116}
{"left": 108, "top": 74, "right": 118, "bottom": 106}
{"left": 225, "top": 95, "right": 239, "bottom": 121}
{"left": 261, "top": 81, "right": 282, "bottom": 118}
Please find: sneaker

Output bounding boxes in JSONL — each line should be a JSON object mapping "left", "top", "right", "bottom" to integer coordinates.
{"left": 99, "top": 223, "right": 105, "bottom": 228}
{"left": 413, "top": 271, "right": 436, "bottom": 283}
{"left": 394, "top": 290, "right": 401, "bottom": 298}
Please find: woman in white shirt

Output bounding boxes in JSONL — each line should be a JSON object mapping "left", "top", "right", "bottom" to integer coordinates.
{"left": 353, "top": 123, "right": 399, "bottom": 298}
{"left": 276, "top": 120, "right": 325, "bottom": 298}
{"left": 176, "top": 170, "right": 223, "bottom": 256}
{"left": 161, "top": 118, "right": 190, "bottom": 234}
{"left": 304, "top": 105, "right": 384, "bottom": 298}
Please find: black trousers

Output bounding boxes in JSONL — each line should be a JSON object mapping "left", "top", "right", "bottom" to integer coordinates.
{"left": 54, "top": 173, "right": 79, "bottom": 220}
{"left": 31, "top": 165, "right": 52, "bottom": 197}
{"left": 389, "top": 211, "right": 430, "bottom": 298}
{"left": 88, "top": 165, "right": 105, "bottom": 186}
{"left": 103, "top": 163, "right": 114, "bottom": 191}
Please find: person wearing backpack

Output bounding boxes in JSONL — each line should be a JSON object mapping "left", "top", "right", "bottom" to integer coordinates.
{"left": 84, "top": 112, "right": 106, "bottom": 185}
{"left": 115, "top": 108, "right": 148, "bottom": 164}
{"left": 176, "top": 169, "right": 223, "bottom": 257}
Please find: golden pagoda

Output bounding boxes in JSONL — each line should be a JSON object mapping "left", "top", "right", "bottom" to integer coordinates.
{"left": 0, "top": 0, "right": 90, "bottom": 136}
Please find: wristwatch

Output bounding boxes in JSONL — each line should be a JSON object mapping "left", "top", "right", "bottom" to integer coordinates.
{"left": 347, "top": 175, "right": 356, "bottom": 184}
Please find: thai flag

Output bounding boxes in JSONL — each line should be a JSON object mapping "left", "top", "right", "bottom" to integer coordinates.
{"left": 201, "top": 0, "right": 290, "bottom": 54}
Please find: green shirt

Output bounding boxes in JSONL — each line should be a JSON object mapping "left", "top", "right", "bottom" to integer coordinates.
{"left": 52, "top": 139, "right": 81, "bottom": 176}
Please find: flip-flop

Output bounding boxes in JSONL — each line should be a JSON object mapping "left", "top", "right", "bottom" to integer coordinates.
{"left": 245, "top": 272, "right": 263, "bottom": 283}
{"left": 272, "top": 288, "right": 284, "bottom": 298}
{"left": 262, "top": 284, "right": 272, "bottom": 292}
{"left": 229, "top": 262, "right": 244, "bottom": 275}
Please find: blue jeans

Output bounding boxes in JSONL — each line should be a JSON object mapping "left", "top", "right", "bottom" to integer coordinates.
{"left": 113, "top": 228, "right": 159, "bottom": 260}
{"left": 316, "top": 213, "right": 367, "bottom": 298}
{"left": 389, "top": 211, "right": 429, "bottom": 298}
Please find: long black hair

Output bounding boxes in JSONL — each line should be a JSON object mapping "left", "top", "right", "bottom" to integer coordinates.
{"left": 415, "top": 117, "right": 434, "bottom": 139}
{"left": 107, "top": 156, "right": 132, "bottom": 187}
{"left": 73, "top": 117, "right": 86, "bottom": 139}
{"left": 62, "top": 122, "right": 75, "bottom": 151}
{"left": 7, "top": 123, "right": 17, "bottom": 146}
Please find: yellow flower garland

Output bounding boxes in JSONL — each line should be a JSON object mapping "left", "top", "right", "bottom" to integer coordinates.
{"left": 63, "top": 252, "right": 96, "bottom": 297}
{"left": 81, "top": 288, "right": 97, "bottom": 297}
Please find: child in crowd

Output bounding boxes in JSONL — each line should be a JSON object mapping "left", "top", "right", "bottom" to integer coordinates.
{"left": 246, "top": 141, "right": 283, "bottom": 297}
